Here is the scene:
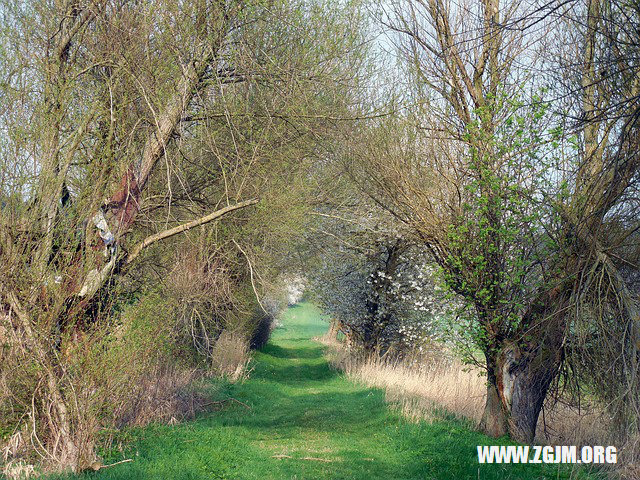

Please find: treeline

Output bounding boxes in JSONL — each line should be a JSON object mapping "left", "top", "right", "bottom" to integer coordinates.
{"left": 0, "top": 0, "right": 364, "bottom": 473}
{"left": 1, "top": 0, "right": 640, "bottom": 475}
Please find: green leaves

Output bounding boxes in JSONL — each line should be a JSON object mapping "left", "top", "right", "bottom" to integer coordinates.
{"left": 436, "top": 87, "right": 557, "bottom": 349}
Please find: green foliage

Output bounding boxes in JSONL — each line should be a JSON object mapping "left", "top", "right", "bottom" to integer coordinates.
{"left": 439, "top": 88, "right": 556, "bottom": 352}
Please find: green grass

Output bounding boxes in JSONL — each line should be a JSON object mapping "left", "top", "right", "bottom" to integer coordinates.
{"left": 60, "top": 303, "right": 604, "bottom": 479}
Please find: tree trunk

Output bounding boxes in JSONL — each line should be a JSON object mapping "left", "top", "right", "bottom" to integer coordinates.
{"left": 362, "top": 241, "right": 405, "bottom": 354}
{"left": 480, "top": 351, "right": 508, "bottom": 437}
{"left": 2, "top": 291, "right": 94, "bottom": 470}
{"left": 480, "top": 312, "right": 565, "bottom": 443}
{"left": 508, "top": 363, "right": 554, "bottom": 443}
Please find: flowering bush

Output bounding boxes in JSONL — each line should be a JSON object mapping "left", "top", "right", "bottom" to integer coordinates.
{"left": 308, "top": 230, "right": 449, "bottom": 355}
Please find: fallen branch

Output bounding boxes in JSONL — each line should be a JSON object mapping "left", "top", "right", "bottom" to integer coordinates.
{"left": 94, "top": 458, "right": 133, "bottom": 470}
{"left": 226, "top": 398, "right": 252, "bottom": 410}
{"left": 201, "top": 397, "right": 252, "bottom": 410}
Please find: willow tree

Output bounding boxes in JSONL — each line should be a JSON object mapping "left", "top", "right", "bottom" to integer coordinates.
{"left": 0, "top": 0, "right": 366, "bottom": 471}
{"left": 546, "top": 0, "right": 640, "bottom": 441}
{"left": 348, "top": 0, "right": 640, "bottom": 444}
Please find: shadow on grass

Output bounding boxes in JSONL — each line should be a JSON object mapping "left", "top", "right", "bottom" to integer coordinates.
{"left": 259, "top": 343, "right": 327, "bottom": 360}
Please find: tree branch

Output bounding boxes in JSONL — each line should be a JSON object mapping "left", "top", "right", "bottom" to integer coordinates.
{"left": 126, "top": 199, "right": 259, "bottom": 265}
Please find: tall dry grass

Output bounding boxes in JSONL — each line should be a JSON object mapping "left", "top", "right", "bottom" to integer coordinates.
{"left": 209, "top": 331, "right": 252, "bottom": 382}
{"left": 320, "top": 333, "right": 485, "bottom": 424}
{"left": 319, "top": 327, "right": 639, "bottom": 476}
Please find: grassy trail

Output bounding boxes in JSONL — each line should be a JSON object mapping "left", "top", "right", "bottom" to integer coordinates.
{"left": 75, "top": 303, "right": 598, "bottom": 479}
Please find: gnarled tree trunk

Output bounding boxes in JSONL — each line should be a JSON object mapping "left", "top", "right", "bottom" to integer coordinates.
{"left": 481, "top": 290, "right": 568, "bottom": 443}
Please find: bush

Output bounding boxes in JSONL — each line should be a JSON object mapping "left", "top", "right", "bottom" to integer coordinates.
{"left": 210, "top": 331, "right": 251, "bottom": 382}
{"left": 0, "top": 243, "right": 285, "bottom": 474}
{"left": 249, "top": 313, "right": 275, "bottom": 350}
{"left": 1, "top": 291, "right": 227, "bottom": 474}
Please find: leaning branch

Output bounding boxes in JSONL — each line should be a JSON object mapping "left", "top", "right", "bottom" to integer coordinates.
{"left": 55, "top": 2, "right": 107, "bottom": 61}
{"left": 126, "top": 199, "right": 259, "bottom": 265}
{"left": 232, "top": 239, "right": 267, "bottom": 315}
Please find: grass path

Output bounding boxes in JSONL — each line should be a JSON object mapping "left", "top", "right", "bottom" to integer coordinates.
{"left": 74, "top": 303, "right": 600, "bottom": 479}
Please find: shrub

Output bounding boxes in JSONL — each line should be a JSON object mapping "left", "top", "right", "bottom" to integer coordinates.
{"left": 249, "top": 313, "right": 275, "bottom": 350}
{"left": 210, "top": 331, "right": 252, "bottom": 382}
{"left": 1, "top": 293, "right": 215, "bottom": 474}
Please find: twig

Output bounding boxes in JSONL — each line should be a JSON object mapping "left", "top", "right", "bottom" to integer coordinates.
{"left": 271, "top": 454, "right": 333, "bottom": 463}
{"left": 232, "top": 239, "right": 267, "bottom": 315}
{"left": 227, "top": 398, "right": 251, "bottom": 410}
{"left": 301, "top": 457, "right": 333, "bottom": 463}
{"left": 201, "top": 397, "right": 251, "bottom": 410}
{"left": 98, "top": 458, "right": 133, "bottom": 469}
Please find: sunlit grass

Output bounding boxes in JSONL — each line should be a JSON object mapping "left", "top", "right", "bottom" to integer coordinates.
{"left": 54, "top": 303, "right": 604, "bottom": 480}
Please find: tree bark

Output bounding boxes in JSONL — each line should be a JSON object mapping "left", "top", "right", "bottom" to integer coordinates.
{"left": 362, "top": 241, "right": 404, "bottom": 353}
{"left": 480, "top": 350, "right": 508, "bottom": 437}
{"left": 481, "top": 346, "right": 562, "bottom": 443}
{"left": 480, "top": 296, "right": 567, "bottom": 443}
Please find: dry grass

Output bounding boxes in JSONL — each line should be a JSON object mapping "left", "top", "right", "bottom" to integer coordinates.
{"left": 535, "top": 401, "right": 611, "bottom": 446}
{"left": 536, "top": 402, "right": 640, "bottom": 478}
{"left": 112, "top": 365, "right": 209, "bottom": 428}
{"left": 1, "top": 459, "right": 36, "bottom": 480}
{"left": 318, "top": 332, "right": 486, "bottom": 424}
{"left": 210, "top": 331, "right": 252, "bottom": 383}
{"left": 319, "top": 328, "right": 640, "bottom": 474}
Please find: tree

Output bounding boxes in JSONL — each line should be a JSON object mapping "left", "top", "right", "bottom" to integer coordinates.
{"left": 347, "top": 0, "right": 640, "bottom": 443}
{"left": 543, "top": 0, "right": 640, "bottom": 438}
{"left": 0, "top": 0, "right": 367, "bottom": 471}
{"left": 302, "top": 178, "right": 444, "bottom": 355}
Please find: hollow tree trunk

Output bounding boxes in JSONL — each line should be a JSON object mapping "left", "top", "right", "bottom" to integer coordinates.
{"left": 481, "top": 346, "right": 561, "bottom": 443}
{"left": 508, "top": 362, "right": 555, "bottom": 443}
{"left": 480, "top": 350, "right": 508, "bottom": 437}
